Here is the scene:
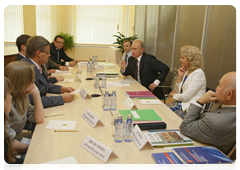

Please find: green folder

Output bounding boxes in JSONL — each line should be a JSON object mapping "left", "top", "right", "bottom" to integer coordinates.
{"left": 118, "top": 109, "right": 162, "bottom": 121}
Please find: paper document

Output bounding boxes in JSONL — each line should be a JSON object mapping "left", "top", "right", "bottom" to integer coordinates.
{"left": 107, "top": 81, "right": 122, "bottom": 87}
{"left": 59, "top": 79, "right": 74, "bottom": 83}
{"left": 21, "top": 137, "right": 31, "bottom": 145}
{"left": 71, "top": 89, "right": 80, "bottom": 94}
{"left": 36, "top": 156, "right": 82, "bottom": 170}
{"left": 78, "top": 62, "right": 88, "bottom": 66}
{"left": 45, "top": 120, "right": 77, "bottom": 130}
{"left": 52, "top": 70, "right": 72, "bottom": 76}
{"left": 98, "top": 62, "right": 115, "bottom": 66}
{"left": 139, "top": 99, "right": 163, "bottom": 105}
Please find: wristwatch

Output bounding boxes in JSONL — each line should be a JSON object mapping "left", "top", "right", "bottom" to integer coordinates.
{"left": 196, "top": 100, "right": 204, "bottom": 106}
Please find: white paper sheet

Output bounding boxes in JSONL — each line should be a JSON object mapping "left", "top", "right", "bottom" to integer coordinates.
{"left": 52, "top": 72, "right": 72, "bottom": 76}
{"left": 118, "top": 78, "right": 137, "bottom": 84}
{"left": 36, "top": 156, "right": 82, "bottom": 170}
{"left": 70, "top": 89, "right": 80, "bottom": 94}
{"left": 59, "top": 79, "right": 74, "bottom": 83}
{"left": 55, "top": 70, "right": 71, "bottom": 73}
{"left": 139, "top": 99, "right": 163, "bottom": 105}
{"left": 107, "top": 81, "right": 122, "bottom": 87}
{"left": 45, "top": 120, "right": 77, "bottom": 130}
{"left": 21, "top": 137, "right": 31, "bottom": 145}
{"left": 78, "top": 62, "right": 88, "bottom": 66}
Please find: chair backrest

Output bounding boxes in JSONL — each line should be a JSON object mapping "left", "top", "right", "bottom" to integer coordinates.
{"left": 162, "top": 71, "right": 174, "bottom": 86}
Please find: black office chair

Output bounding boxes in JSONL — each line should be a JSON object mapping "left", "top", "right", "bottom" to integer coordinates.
{"left": 203, "top": 87, "right": 221, "bottom": 112}
{"left": 157, "top": 71, "right": 175, "bottom": 103}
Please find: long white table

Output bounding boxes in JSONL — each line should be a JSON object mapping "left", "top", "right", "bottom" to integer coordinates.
{"left": 23, "top": 62, "right": 208, "bottom": 164}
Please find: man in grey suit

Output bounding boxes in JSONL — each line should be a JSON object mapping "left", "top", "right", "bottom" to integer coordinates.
{"left": 180, "top": 72, "right": 236, "bottom": 155}
{"left": 22, "top": 36, "right": 75, "bottom": 108}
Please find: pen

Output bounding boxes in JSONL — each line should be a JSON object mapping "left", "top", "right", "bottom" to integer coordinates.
{"left": 45, "top": 113, "right": 64, "bottom": 118}
{"left": 54, "top": 130, "right": 79, "bottom": 132}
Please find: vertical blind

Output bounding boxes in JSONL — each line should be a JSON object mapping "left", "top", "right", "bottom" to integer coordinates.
{"left": 174, "top": 5, "right": 206, "bottom": 69}
{"left": 134, "top": 5, "right": 146, "bottom": 42}
{"left": 134, "top": 5, "right": 236, "bottom": 90}
{"left": 156, "top": 5, "right": 177, "bottom": 68}
{"left": 75, "top": 5, "right": 126, "bottom": 44}
{"left": 36, "top": 5, "right": 62, "bottom": 42}
{"left": 203, "top": 5, "right": 236, "bottom": 89}
{"left": 4, "top": 5, "right": 24, "bottom": 42}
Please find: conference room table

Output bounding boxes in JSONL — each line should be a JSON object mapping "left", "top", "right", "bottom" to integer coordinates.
{"left": 23, "top": 62, "right": 208, "bottom": 164}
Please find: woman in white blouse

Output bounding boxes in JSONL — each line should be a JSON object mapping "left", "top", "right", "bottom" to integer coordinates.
{"left": 167, "top": 45, "right": 206, "bottom": 118}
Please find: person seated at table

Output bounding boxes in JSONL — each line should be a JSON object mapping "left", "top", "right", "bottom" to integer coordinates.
{"left": 50, "top": 35, "right": 79, "bottom": 66}
{"left": 180, "top": 72, "right": 236, "bottom": 155}
{"left": 43, "top": 57, "right": 68, "bottom": 83}
{"left": 15, "top": 34, "right": 31, "bottom": 61}
{"left": 15, "top": 33, "right": 68, "bottom": 83}
{"left": 119, "top": 39, "right": 132, "bottom": 66}
{"left": 167, "top": 45, "right": 206, "bottom": 119}
{"left": 4, "top": 77, "right": 24, "bottom": 164}
{"left": 120, "top": 40, "right": 169, "bottom": 99}
{"left": 21, "top": 35, "right": 75, "bottom": 108}
{"left": 4, "top": 62, "right": 45, "bottom": 155}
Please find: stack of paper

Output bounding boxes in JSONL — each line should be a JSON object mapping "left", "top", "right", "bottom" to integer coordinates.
{"left": 118, "top": 109, "right": 166, "bottom": 130}
{"left": 125, "top": 91, "right": 157, "bottom": 98}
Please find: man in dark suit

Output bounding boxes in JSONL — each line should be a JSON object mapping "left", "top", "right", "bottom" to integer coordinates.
{"left": 22, "top": 36, "right": 75, "bottom": 108}
{"left": 120, "top": 40, "right": 169, "bottom": 99}
{"left": 180, "top": 72, "right": 236, "bottom": 155}
{"left": 50, "top": 35, "right": 79, "bottom": 66}
{"left": 15, "top": 34, "right": 31, "bottom": 61}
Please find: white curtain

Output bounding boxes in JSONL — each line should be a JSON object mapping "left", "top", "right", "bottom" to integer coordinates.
{"left": 36, "top": 5, "right": 61, "bottom": 42}
{"left": 75, "top": 5, "right": 126, "bottom": 44}
{"left": 4, "top": 5, "right": 24, "bottom": 42}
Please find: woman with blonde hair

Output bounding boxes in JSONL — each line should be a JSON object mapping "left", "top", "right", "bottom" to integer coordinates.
{"left": 168, "top": 45, "right": 206, "bottom": 118}
{"left": 4, "top": 77, "right": 23, "bottom": 163}
{"left": 4, "top": 61, "right": 45, "bottom": 153}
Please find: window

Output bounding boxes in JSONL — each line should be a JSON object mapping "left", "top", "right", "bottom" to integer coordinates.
{"left": 75, "top": 5, "right": 126, "bottom": 44}
{"left": 4, "top": 5, "right": 24, "bottom": 42}
{"left": 36, "top": 5, "right": 61, "bottom": 42}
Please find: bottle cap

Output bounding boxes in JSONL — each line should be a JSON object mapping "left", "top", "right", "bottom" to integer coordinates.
{"left": 127, "top": 114, "right": 132, "bottom": 119}
{"left": 117, "top": 115, "right": 122, "bottom": 119}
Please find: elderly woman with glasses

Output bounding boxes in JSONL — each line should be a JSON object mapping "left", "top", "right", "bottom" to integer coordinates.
{"left": 167, "top": 45, "right": 206, "bottom": 119}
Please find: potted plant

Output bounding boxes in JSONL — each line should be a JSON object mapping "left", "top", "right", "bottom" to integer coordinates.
{"left": 112, "top": 32, "right": 138, "bottom": 53}
{"left": 57, "top": 32, "right": 74, "bottom": 51}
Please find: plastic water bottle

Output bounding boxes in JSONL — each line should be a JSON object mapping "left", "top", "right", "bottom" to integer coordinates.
{"left": 87, "top": 61, "right": 90, "bottom": 72}
{"left": 124, "top": 115, "right": 133, "bottom": 142}
{"left": 101, "top": 74, "right": 107, "bottom": 89}
{"left": 114, "top": 115, "right": 123, "bottom": 143}
{"left": 103, "top": 90, "right": 110, "bottom": 111}
{"left": 94, "top": 73, "right": 99, "bottom": 89}
{"left": 110, "top": 90, "right": 117, "bottom": 110}
{"left": 95, "top": 56, "right": 98, "bottom": 65}
{"left": 90, "top": 61, "right": 94, "bottom": 72}
{"left": 92, "top": 56, "right": 95, "bottom": 66}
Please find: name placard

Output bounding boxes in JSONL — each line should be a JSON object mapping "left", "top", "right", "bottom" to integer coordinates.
{"left": 76, "top": 68, "right": 82, "bottom": 74}
{"left": 82, "top": 109, "right": 104, "bottom": 127}
{"left": 133, "top": 125, "right": 153, "bottom": 151}
{"left": 81, "top": 135, "right": 118, "bottom": 163}
{"left": 74, "top": 74, "right": 82, "bottom": 82}
{"left": 79, "top": 87, "right": 92, "bottom": 100}
{"left": 94, "top": 65, "right": 104, "bottom": 70}
{"left": 123, "top": 96, "right": 138, "bottom": 110}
